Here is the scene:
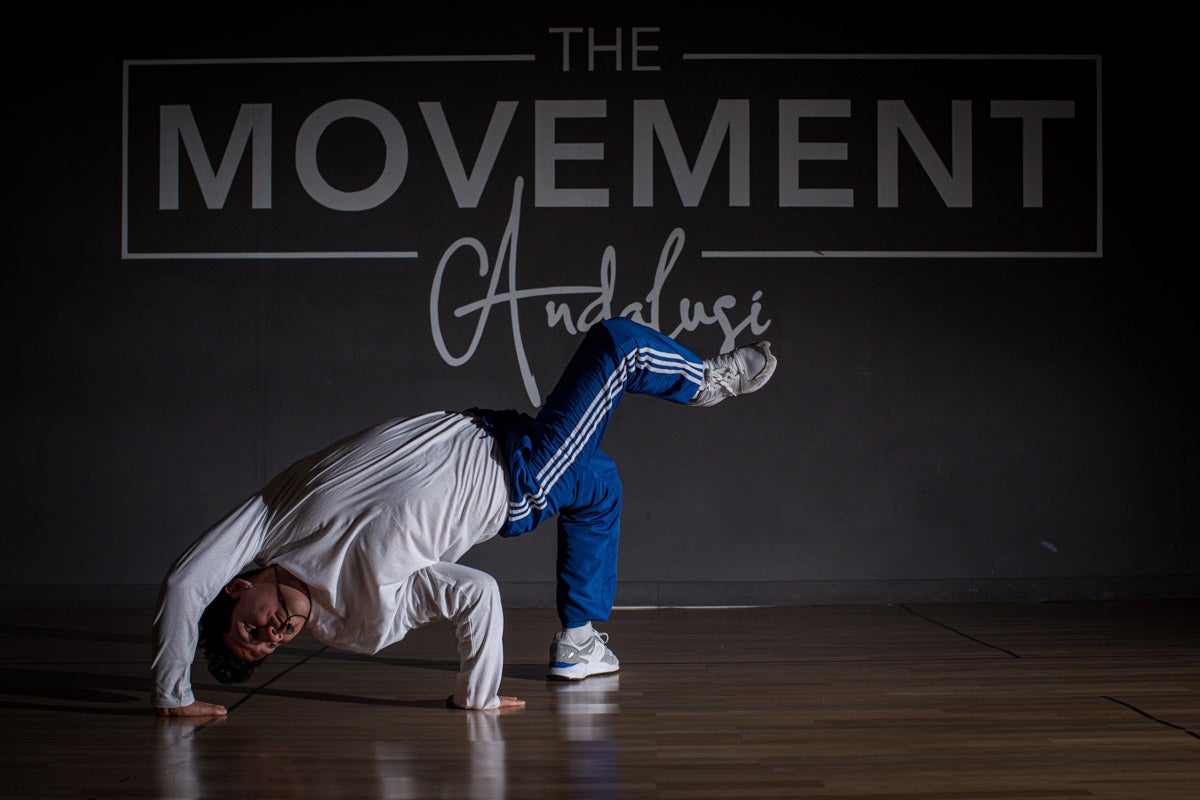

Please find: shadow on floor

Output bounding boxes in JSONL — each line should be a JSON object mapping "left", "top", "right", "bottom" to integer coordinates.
{"left": 0, "top": 666, "right": 460, "bottom": 717}
{"left": 0, "top": 667, "right": 151, "bottom": 716}
{"left": 0, "top": 623, "right": 148, "bottom": 645}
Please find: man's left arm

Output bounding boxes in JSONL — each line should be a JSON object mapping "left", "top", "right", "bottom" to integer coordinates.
{"left": 401, "top": 563, "right": 522, "bottom": 710}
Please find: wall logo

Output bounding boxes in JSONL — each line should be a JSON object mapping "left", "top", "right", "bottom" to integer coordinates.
{"left": 122, "top": 32, "right": 1100, "bottom": 402}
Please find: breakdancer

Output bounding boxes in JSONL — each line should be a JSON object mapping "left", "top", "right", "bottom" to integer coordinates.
{"left": 152, "top": 318, "right": 776, "bottom": 716}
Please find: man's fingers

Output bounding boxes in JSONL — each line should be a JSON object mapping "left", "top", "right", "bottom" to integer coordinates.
{"left": 155, "top": 701, "right": 228, "bottom": 717}
{"left": 446, "top": 695, "right": 526, "bottom": 710}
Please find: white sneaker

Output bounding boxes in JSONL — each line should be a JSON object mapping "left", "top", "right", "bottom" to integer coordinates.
{"left": 688, "top": 341, "right": 777, "bottom": 408}
{"left": 547, "top": 629, "right": 620, "bottom": 681}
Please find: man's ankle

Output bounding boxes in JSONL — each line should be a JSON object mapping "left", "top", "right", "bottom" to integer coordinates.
{"left": 563, "top": 622, "right": 594, "bottom": 644}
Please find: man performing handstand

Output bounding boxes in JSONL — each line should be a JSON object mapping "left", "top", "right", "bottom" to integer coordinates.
{"left": 152, "top": 319, "right": 776, "bottom": 715}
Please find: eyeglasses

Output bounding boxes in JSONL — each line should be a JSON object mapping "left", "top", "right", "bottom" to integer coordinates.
{"left": 272, "top": 564, "right": 308, "bottom": 636}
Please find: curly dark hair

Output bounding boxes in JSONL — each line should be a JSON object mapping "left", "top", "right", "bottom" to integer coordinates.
{"left": 197, "top": 574, "right": 266, "bottom": 685}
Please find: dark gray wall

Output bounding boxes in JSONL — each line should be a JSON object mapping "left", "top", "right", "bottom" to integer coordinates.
{"left": 2, "top": 8, "right": 1195, "bottom": 606}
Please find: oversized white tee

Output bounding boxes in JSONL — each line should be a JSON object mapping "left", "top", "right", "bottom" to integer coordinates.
{"left": 151, "top": 411, "right": 511, "bottom": 710}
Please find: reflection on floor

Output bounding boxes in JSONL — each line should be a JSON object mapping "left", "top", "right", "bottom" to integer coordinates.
{"left": 1, "top": 603, "right": 1198, "bottom": 798}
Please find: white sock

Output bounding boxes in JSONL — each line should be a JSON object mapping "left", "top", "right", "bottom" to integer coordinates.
{"left": 563, "top": 622, "right": 593, "bottom": 644}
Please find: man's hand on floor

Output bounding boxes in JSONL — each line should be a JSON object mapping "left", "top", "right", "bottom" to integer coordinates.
{"left": 155, "top": 700, "right": 228, "bottom": 717}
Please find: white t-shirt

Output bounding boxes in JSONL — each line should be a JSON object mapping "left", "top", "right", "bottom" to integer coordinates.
{"left": 151, "top": 412, "right": 511, "bottom": 710}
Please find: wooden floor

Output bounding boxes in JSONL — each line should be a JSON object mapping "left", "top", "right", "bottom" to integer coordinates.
{"left": 1, "top": 602, "right": 1197, "bottom": 798}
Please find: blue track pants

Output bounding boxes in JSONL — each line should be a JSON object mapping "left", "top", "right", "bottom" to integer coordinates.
{"left": 482, "top": 318, "right": 705, "bottom": 627}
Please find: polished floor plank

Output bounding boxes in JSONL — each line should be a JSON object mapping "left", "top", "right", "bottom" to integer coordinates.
{"left": 0, "top": 602, "right": 1196, "bottom": 798}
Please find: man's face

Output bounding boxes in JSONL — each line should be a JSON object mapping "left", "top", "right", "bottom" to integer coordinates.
{"left": 221, "top": 578, "right": 306, "bottom": 662}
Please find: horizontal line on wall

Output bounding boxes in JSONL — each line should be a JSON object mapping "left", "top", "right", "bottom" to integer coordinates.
{"left": 683, "top": 53, "right": 1098, "bottom": 61}
{"left": 702, "top": 250, "right": 1102, "bottom": 259}
{"left": 121, "top": 251, "right": 420, "bottom": 260}
{"left": 120, "top": 249, "right": 1104, "bottom": 262}
{"left": 125, "top": 55, "right": 536, "bottom": 66}
{"left": 5, "top": 576, "right": 1195, "bottom": 609}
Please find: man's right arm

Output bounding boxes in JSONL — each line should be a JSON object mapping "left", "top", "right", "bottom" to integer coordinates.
{"left": 151, "top": 495, "right": 269, "bottom": 711}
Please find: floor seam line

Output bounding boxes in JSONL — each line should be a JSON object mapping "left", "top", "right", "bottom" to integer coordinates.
{"left": 1102, "top": 695, "right": 1200, "bottom": 742}
{"left": 227, "top": 645, "right": 330, "bottom": 713}
{"left": 898, "top": 604, "right": 1021, "bottom": 658}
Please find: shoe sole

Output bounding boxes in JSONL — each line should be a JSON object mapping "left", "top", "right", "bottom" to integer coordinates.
{"left": 546, "top": 662, "right": 620, "bottom": 681}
